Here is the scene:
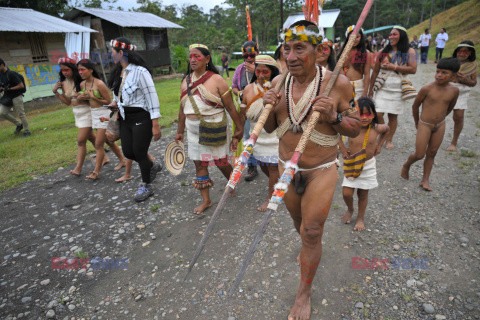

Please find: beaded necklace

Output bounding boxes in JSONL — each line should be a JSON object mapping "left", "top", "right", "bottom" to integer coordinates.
{"left": 189, "top": 71, "right": 208, "bottom": 88}
{"left": 285, "top": 65, "right": 323, "bottom": 133}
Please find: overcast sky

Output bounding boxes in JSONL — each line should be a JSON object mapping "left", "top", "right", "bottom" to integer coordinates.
{"left": 114, "top": 0, "right": 227, "bottom": 13}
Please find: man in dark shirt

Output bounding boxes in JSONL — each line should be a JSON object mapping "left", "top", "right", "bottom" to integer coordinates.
{"left": 0, "top": 58, "right": 30, "bottom": 136}
{"left": 220, "top": 51, "right": 229, "bottom": 79}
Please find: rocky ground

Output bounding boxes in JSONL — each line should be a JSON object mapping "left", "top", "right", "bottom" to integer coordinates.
{"left": 1, "top": 63, "right": 479, "bottom": 320}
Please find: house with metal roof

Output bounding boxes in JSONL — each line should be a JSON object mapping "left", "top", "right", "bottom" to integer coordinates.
{"left": 283, "top": 9, "right": 341, "bottom": 42}
{"left": 0, "top": 7, "right": 97, "bottom": 102}
{"left": 64, "top": 7, "right": 183, "bottom": 73}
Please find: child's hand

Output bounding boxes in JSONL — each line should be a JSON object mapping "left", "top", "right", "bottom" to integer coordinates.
{"left": 341, "top": 149, "right": 351, "bottom": 159}
{"left": 99, "top": 116, "right": 110, "bottom": 122}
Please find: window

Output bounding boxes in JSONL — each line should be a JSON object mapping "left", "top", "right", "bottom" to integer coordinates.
{"left": 28, "top": 33, "right": 49, "bottom": 63}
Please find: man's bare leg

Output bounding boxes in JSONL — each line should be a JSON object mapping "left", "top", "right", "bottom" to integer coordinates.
{"left": 342, "top": 186, "right": 354, "bottom": 224}
{"left": 401, "top": 122, "right": 431, "bottom": 180}
{"left": 354, "top": 189, "right": 368, "bottom": 231}
{"left": 258, "top": 163, "right": 279, "bottom": 211}
{"left": 421, "top": 123, "right": 445, "bottom": 191}
{"left": 385, "top": 113, "right": 398, "bottom": 149}
{"left": 288, "top": 166, "right": 337, "bottom": 320}
{"left": 447, "top": 109, "right": 464, "bottom": 151}
{"left": 193, "top": 160, "right": 213, "bottom": 214}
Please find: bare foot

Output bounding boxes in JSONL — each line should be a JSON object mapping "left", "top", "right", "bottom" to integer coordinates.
{"left": 354, "top": 218, "right": 365, "bottom": 231}
{"left": 446, "top": 144, "right": 457, "bottom": 151}
{"left": 70, "top": 169, "right": 81, "bottom": 176}
{"left": 342, "top": 210, "right": 353, "bottom": 224}
{"left": 86, "top": 171, "right": 99, "bottom": 180}
{"left": 288, "top": 291, "right": 311, "bottom": 320}
{"left": 102, "top": 156, "right": 110, "bottom": 166}
{"left": 114, "top": 161, "right": 126, "bottom": 171}
{"left": 115, "top": 174, "right": 132, "bottom": 183}
{"left": 385, "top": 141, "right": 394, "bottom": 149}
{"left": 421, "top": 180, "right": 432, "bottom": 191}
{"left": 193, "top": 201, "right": 212, "bottom": 215}
{"left": 401, "top": 163, "right": 410, "bottom": 180}
{"left": 257, "top": 200, "right": 269, "bottom": 212}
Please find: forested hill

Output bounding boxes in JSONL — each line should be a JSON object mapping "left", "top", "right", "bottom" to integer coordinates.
{"left": 407, "top": 0, "right": 480, "bottom": 63}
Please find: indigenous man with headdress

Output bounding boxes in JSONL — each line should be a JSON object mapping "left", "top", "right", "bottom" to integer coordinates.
{"left": 240, "top": 55, "right": 280, "bottom": 212}
{"left": 338, "top": 25, "right": 371, "bottom": 101}
{"left": 263, "top": 20, "right": 361, "bottom": 320}
{"left": 175, "top": 44, "right": 244, "bottom": 214}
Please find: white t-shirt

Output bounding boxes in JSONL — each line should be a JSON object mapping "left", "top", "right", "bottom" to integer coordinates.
{"left": 435, "top": 33, "right": 448, "bottom": 49}
{"left": 419, "top": 33, "right": 431, "bottom": 47}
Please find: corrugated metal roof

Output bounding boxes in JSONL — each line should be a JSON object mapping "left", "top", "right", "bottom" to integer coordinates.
{"left": 67, "top": 7, "right": 183, "bottom": 29}
{"left": 0, "top": 7, "right": 97, "bottom": 33}
{"left": 283, "top": 9, "right": 341, "bottom": 29}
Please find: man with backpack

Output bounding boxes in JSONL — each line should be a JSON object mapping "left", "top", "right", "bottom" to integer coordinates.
{"left": 0, "top": 58, "right": 30, "bottom": 137}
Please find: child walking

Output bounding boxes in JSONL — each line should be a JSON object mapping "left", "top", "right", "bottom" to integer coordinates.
{"left": 340, "top": 97, "right": 390, "bottom": 231}
{"left": 401, "top": 58, "right": 460, "bottom": 191}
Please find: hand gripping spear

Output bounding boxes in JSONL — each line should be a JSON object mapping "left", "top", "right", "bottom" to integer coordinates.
{"left": 184, "top": 72, "right": 289, "bottom": 281}
{"left": 227, "top": 0, "right": 376, "bottom": 299}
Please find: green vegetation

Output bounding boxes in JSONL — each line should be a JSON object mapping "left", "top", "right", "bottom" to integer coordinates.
{"left": 407, "top": 0, "right": 480, "bottom": 65}
{"left": 0, "top": 78, "right": 181, "bottom": 192}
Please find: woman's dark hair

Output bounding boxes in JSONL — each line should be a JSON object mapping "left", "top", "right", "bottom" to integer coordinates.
{"left": 107, "top": 37, "right": 151, "bottom": 96}
{"left": 358, "top": 97, "right": 378, "bottom": 124}
{"left": 251, "top": 63, "right": 280, "bottom": 83}
{"left": 382, "top": 28, "right": 410, "bottom": 65}
{"left": 452, "top": 40, "right": 476, "bottom": 62}
{"left": 273, "top": 44, "right": 283, "bottom": 60}
{"left": 326, "top": 49, "right": 337, "bottom": 71}
{"left": 59, "top": 62, "right": 82, "bottom": 92}
{"left": 184, "top": 47, "right": 219, "bottom": 79}
{"left": 337, "top": 29, "right": 367, "bottom": 72}
{"left": 77, "top": 59, "right": 100, "bottom": 79}
{"left": 437, "top": 57, "right": 461, "bottom": 73}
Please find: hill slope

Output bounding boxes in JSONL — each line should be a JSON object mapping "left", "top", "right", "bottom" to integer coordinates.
{"left": 407, "top": 0, "right": 480, "bottom": 63}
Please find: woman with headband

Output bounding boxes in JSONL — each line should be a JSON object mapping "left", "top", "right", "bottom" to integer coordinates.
{"left": 107, "top": 37, "right": 162, "bottom": 202}
{"left": 446, "top": 41, "right": 477, "bottom": 151}
{"left": 52, "top": 57, "right": 97, "bottom": 176}
{"left": 175, "top": 43, "right": 243, "bottom": 214}
{"left": 369, "top": 26, "right": 417, "bottom": 149}
{"left": 316, "top": 38, "right": 336, "bottom": 72}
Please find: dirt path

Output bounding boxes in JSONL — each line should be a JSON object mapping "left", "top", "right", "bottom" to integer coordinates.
{"left": 1, "top": 63, "right": 479, "bottom": 320}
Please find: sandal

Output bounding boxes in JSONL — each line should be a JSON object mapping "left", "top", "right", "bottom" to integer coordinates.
{"left": 86, "top": 171, "right": 99, "bottom": 180}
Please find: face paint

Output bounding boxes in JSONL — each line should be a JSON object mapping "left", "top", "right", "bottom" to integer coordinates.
{"left": 255, "top": 69, "right": 271, "bottom": 76}
{"left": 189, "top": 54, "right": 204, "bottom": 62}
{"left": 360, "top": 112, "right": 374, "bottom": 119}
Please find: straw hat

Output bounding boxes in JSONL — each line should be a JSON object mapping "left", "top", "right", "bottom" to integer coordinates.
{"left": 164, "top": 141, "right": 186, "bottom": 175}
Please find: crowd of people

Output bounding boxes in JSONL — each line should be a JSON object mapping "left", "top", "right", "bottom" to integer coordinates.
{"left": 0, "top": 19, "right": 477, "bottom": 320}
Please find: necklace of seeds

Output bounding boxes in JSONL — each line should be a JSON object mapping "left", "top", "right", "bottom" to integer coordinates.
{"left": 285, "top": 65, "right": 323, "bottom": 133}
{"left": 189, "top": 71, "right": 208, "bottom": 87}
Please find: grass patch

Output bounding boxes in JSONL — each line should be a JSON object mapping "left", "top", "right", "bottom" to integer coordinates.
{"left": 150, "top": 205, "right": 159, "bottom": 211}
{"left": 460, "top": 149, "right": 477, "bottom": 158}
{"left": 0, "top": 78, "right": 182, "bottom": 192}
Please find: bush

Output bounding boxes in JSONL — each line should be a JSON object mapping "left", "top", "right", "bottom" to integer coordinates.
{"left": 170, "top": 45, "right": 189, "bottom": 74}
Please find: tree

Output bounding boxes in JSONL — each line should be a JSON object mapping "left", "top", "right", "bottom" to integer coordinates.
{"left": 3, "top": 0, "right": 69, "bottom": 16}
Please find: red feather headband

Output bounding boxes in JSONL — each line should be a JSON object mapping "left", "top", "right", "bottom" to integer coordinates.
{"left": 110, "top": 40, "right": 137, "bottom": 51}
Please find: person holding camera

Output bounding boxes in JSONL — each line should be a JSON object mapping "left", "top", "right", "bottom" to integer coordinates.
{"left": 0, "top": 58, "right": 30, "bottom": 137}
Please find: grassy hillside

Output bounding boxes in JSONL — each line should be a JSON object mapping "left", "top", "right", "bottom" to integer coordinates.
{"left": 407, "top": 0, "right": 480, "bottom": 63}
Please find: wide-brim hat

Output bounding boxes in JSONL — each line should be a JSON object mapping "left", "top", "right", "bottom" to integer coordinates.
{"left": 164, "top": 141, "right": 186, "bottom": 175}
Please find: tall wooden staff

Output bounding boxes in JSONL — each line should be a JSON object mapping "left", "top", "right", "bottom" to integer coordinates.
{"left": 227, "top": 0, "right": 376, "bottom": 299}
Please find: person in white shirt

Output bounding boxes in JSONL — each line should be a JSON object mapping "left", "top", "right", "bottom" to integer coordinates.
{"left": 435, "top": 28, "right": 449, "bottom": 63}
{"left": 419, "top": 28, "right": 431, "bottom": 64}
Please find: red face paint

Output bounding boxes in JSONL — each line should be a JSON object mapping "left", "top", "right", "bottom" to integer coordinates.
{"left": 360, "top": 113, "right": 374, "bottom": 119}
{"left": 255, "top": 69, "right": 271, "bottom": 76}
{"left": 189, "top": 54, "right": 204, "bottom": 62}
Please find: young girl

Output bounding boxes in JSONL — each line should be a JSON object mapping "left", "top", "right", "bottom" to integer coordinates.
{"left": 52, "top": 58, "right": 96, "bottom": 176}
{"left": 446, "top": 41, "right": 477, "bottom": 151}
{"left": 369, "top": 26, "right": 417, "bottom": 149}
{"left": 77, "top": 59, "right": 125, "bottom": 180}
{"left": 339, "top": 98, "right": 390, "bottom": 231}
{"left": 316, "top": 38, "right": 336, "bottom": 71}
{"left": 241, "top": 55, "right": 280, "bottom": 211}
{"left": 338, "top": 26, "right": 371, "bottom": 100}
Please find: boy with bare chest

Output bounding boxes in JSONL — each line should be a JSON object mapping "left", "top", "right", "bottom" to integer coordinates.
{"left": 401, "top": 58, "right": 460, "bottom": 191}
{"left": 339, "top": 97, "right": 389, "bottom": 231}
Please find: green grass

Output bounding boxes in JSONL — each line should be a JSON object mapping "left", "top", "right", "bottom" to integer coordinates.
{"left": 0, "top": 78, "right": 183, "bottom": 192}
{"left": 407, "top": 0, "right": 480, "bottom": 67}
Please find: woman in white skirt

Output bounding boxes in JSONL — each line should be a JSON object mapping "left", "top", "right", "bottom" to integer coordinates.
{"left": 369, "top": 26, "right": 417, "bottom": 149}
{"left": 77, "top": 59, "right": 126, "bottom": 180}
{"left": 447, "top": 41, "right": 477, "bottom": 151}
{"left": 241, "top": 55, "right": 280, "bottom": 211}
{"left": 337, "top": 25, "right": 371, "bottom": 101}
{"left": 175, "top": 44, "right": 244, "bottom": 214}
{"left": 52, "top": 58, "right": 97, "bottom": 176}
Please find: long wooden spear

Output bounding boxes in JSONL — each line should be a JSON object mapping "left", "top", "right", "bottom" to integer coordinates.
{"left": 227, "top": 0, "right": 376, "bottom": 299}
{"left": 184, "top": 72, "right": 288, "bottom": 281}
